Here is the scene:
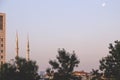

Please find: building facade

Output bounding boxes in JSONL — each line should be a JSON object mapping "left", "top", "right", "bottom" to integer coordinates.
{"left": 0, "top": 13, "right": 6, "bottom": 65}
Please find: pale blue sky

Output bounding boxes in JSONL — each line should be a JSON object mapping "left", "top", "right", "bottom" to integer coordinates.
{"left": 0, "top": 0, "right": 120, "bottom": 72}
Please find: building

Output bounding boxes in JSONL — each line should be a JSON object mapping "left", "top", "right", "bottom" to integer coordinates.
{"left": 0, "top": 13, "right": 6, "bottom": 65}
{"left": 72, "top": 71, "right": 91, "bottom": 80}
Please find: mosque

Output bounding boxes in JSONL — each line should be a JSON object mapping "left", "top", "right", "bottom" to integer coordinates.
{"left": 0, "top": 13, "right": 30, "bottom": 65}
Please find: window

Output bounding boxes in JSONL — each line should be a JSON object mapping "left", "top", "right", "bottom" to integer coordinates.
{"left": 1, "top": 38, "right": 3, "bottom": 42}
{"left": 1, "top": 55, "right": 3, "bottom": 59}
{"left": 0, "top": 16, "right": 3, "bottom": 30}
{"left": 1, "top": 50, "right": 3, "bottom": 53}
{"left": 1, "top": 61, "right": 3, "bottom": 65}
{"left": 1, "top": 44, "right": 3, "bottom": 47}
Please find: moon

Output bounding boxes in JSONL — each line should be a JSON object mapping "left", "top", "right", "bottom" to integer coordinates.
{"left": 102, "top": 2, "right": 106, "bottom": 7}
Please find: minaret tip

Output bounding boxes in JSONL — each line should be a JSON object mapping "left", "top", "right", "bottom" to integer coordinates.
{"left": 26, "top": 35, "right": 30, "bottom": 61}
{"left": 16, "top": 32, "right": 19, "bottom": 58}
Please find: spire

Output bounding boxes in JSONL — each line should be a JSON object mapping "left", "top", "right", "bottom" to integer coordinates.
{"left": 26, "top": 35, "right": 30, "bottom": 61}
{"left": 16, "top": 32, "right": 19, "bottom": 58}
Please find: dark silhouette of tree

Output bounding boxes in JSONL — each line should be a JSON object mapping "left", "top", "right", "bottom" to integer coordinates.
{"left": 48, "top": 49, "right": 80, "bottom": 80}
{"left": 45, "top": 68, "right": 54, "bottom": 80}
{"left": 0, "top": 57, "right": 40, "bottom": 80}
{"left": 0, "top": 63, "right": 16, "bottom": 80}
{"left": 90, "top": 69, "right": 103, "bottom": 80}
{"left": 99, "top": 40, "right": 120, "bottom": 80}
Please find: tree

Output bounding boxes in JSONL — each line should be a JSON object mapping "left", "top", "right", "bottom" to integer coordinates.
{"left": 99, "top": 40, "right": 120, "bottom": 80}
{"left": 48, "top": 49, "right": 80, "bottom": 80}
{"left": 0, "top": 63, "right": 16, "bottom": 80}
{"left": 0, "top": 57, "right": 40, "bottom": 80}
{"left": 45, "top": 68, "right": 54, "bottom": 80}
{"left": 90, "top": 69, "right": 103, "bottom": 80}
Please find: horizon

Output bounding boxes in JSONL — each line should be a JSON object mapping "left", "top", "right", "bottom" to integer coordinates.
{"left": 0, "top": 0, "right": 120, "bottom": 72}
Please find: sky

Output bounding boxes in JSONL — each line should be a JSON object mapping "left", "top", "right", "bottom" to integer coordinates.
{"left": 0, "top": 0, "right": 120, "bottom": 72}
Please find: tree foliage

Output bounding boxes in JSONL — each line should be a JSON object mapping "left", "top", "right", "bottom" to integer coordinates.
{"left": 0, "top": 57, "right": 40, "bottom": 80}
{"left": 99, "top": 40, "right": 120, "bottom": 80}
{"left": 90, "top": 69, "right": 103, "bottom": 80}
{"left": 0, "top": 63, "right": 16, "bottom": 80}
{"left": 48, "top": 49, "right": 80, "bottom": 80}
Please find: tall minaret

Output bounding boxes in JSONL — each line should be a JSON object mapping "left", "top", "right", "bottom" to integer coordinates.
{"left": 26, "top": 35, "right": 30, "bottom": 61}
{"left": 15, "top": 32, "right": 19, "bottom": 58}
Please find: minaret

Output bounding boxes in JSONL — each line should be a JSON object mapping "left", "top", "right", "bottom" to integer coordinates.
{"left": 15, "top": 32, "right": 19, "bottom": 58}
{"left": 26, "top": 35, "right": 30, "bottom": 61}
